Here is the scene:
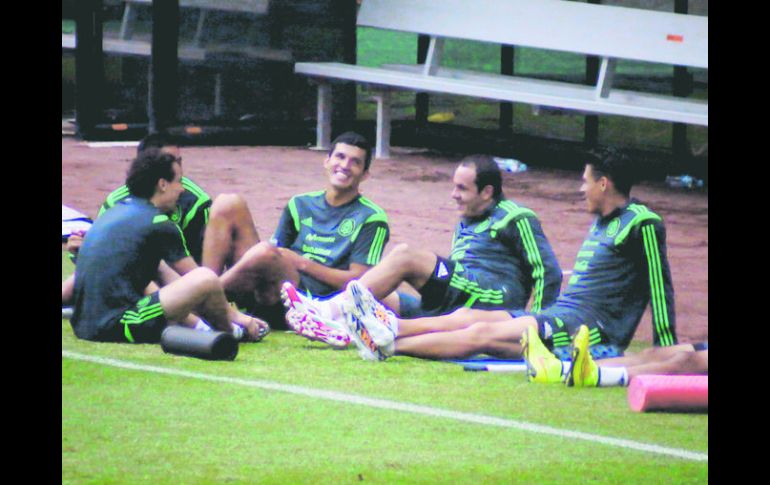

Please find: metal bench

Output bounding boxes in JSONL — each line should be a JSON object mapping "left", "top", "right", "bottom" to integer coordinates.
{"left": 295, "top": 0, "right": 708, "bottom": 158}
{"left": 62, "top": 0, "right": 291, "bottom": 63}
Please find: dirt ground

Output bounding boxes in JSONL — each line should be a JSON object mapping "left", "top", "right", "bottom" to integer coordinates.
{"left": 62, "top": 136, "right": 708, "bottom": 344}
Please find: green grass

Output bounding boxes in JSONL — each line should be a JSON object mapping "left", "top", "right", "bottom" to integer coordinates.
{"left": 62, "top": 253, "right": 707, "bottom": 483}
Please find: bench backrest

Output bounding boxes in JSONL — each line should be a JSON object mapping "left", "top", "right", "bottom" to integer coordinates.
{"left": 122, "top": 0, "right": 268, "bottom": 14}
{"left": 358, "top": 0, "right": 707, "bottom": 69}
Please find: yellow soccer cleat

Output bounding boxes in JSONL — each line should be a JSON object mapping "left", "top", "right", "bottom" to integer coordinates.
{"left": 427, "top": 111, "right": 456, "bottom": 123}
{"left": 565, "top": 325, "right": 599, "bottom": 387}
{"left": 522, "top": 325, "right": 564, "bottom": 383}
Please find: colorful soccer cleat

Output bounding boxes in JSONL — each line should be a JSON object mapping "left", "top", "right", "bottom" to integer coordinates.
{"left": 285, "top": 308, "right": 350, "bottom": 348}
{"left": 565, "top": 325, "right": 599, "bottom": 387}
{"left": 347, "top": 280, "right": 398, "bottom": 346}
{"left": 522, "top": 325, "right": 564, "bottom": 383}
{"left": 344, "top": 281, "right": 396, "bottom": 361}
{"left": 281, "top": 282, "right": 350, "bottom": 348}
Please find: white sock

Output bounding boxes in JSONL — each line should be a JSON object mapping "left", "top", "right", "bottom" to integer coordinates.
{"left": 560, "top": 361, "right": 571, "bottom": 375}
{"left": 597, "top": 366, "right": 629, "bottom": 387}
{"left": 194, "top": 319, "right": 213, "bottom": 332}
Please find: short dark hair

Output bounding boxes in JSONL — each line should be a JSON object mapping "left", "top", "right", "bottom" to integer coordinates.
{"left": 329, "top": 131, "right": 373, "bottom": 171}
{"left": 137, "top": 133, "right": 178, "bottom": 155}
{"left": 586, "top": 146, "right": 635, "bottom": 197}
{"left": 126, "top": 148, "right": 179, "bottom": 199}
{"left": 459, "top": 154, "right": 504, "bottom": 201}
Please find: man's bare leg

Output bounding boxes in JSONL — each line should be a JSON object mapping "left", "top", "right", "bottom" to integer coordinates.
{"left": 598, "top": 343, "right": 697, "bottom": 367}
{"left": 201, "top": 194, "right": 261, "bottom": 275}
{"left": 358, "top": 243, "right": 438, "bottom": 300}
{"left": 159, "top": 267, "right": 265, "bottom": 339}
{"left": 397, "top": 307, "right": 514, "bottom": 338}
{"left": 394, "top": 316, "right": 537, "bottom": 360}
{"left": 219, "top": 241, "right": 300, "bottom": 307}
{"left": 625, "top": 349, "right": 708, "bottom": 378}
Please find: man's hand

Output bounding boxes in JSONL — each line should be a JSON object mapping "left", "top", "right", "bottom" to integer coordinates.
{"left": 277, "top": 247, "right": 308, "bottom": 272}
{"left": 66, "top": 230, "right": 87, "bottom": 255}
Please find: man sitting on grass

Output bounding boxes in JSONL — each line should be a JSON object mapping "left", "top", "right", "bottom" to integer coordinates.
{"left": 286, "top": 146, "right": 677, "bottom": 362}
{"left": 63, "top": 133, "right": 262, "bottom": 306}
{"left": 69, "top": 148, "right": 267, "bottom": 343}
{"left": 282, "top": 153, "right": 562, "bottom": 351}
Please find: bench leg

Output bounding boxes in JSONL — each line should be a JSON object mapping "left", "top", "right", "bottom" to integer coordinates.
{"left": 214, "top": 73, "right": 223, "bottom": 117}
{"left": 316, "top": 83, "right": 332, "bottom": 151}
{"left": 373, "top": 91, "right": 391, "bottom": 159}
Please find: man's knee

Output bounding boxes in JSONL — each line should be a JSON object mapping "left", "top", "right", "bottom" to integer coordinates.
{"left": 668, "top": 350, "right": 706, "bottom": 373}
{"left": 446, "top": 307, "right": 477, "bottom": 324}
{"left": 462, "top": 321, "right": 498, "bottom": 348}
{"left": 210, "top": 193, "right": 249, "bottom": 220}
{"left": 386, "top": 243, "right": 416, "bottom": 261}
{"left": 243, "top": 241, "right": 280, "bottom": 264}
{"left": 382, "top": 243, "right": 435, "bottom": 273}
{"left": 184, "top": 267, "right": 221, "bottom": 293}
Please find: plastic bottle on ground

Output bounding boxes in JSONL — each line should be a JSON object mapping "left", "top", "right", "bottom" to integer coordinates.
{"left": 665, "top": 175, "right": 704, "bottom": 190}
{"left": 493, "top": 157, "right": 527, "bottom": 173}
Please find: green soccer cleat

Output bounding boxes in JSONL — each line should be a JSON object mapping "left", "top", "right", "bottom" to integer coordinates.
{"left": 565, "top": 325, "right": 599, "bottom": 387}
{"left": 522, "top": 325, "right": 564, "bottom": 383}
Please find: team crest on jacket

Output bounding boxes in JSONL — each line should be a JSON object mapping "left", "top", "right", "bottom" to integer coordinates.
{"left": 338, "top": 218, "right": 356, "bottom": 237}
{"left": 606, "top": 218, "right": 620, "bottom": 237}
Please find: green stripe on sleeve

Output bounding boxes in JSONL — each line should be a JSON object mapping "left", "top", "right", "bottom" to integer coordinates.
{"left": 180, "top": 177, "right": 211, "bottom": 201}
{"left": 177, "top": 224, "right": 191, "bottom": 257}
{"left": 642, "top": 224, "right": 674, "bottom": 346}
{"left": 181, "top": 196, "right": 209, "bottom": 230}
{"left": 490, "top": 200, "right": 536, "bottom": 236}
{"left": 99, "top": 186, "right": 131, "bottom": 216}
{"left": 363, "top": 212, "right": 389, "bottom": 225}
{"left": 359, "top": 197, "right": 388, "bottom": 218}
{"left": 614, "top": 205, "right": 662, "bottom": 245}
{"left": 367, "top": 227, "right": 387, "bottom": 265}
{"left": 516, "top": 218, "right": 546, "bottom": 312}
{"left": 288, "top": 197, "right": 300, "bottom": 233}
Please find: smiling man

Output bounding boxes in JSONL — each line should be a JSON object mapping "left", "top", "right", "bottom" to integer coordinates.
{"left": 210, "top": 132, "right": 389, "bottom": 333}
{"left": 303, "top": 147, "right": 678, "bottom": 364}
{"left": 270, "top": 131, "right": 389, "bottom": 297}
{"left": 282, "top": 154, "right": 562, "bottom": 349}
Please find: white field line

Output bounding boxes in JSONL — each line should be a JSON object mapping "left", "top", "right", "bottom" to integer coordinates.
{"left": 62, "top": 350, "right": 707, "bottom": 463}
{"left": 84, "top": 141, "right": 140, "bottom": 148}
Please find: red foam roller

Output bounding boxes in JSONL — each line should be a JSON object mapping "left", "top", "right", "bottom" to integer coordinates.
{"left": 627, "top": 375, "right": 708, "bottom": 412}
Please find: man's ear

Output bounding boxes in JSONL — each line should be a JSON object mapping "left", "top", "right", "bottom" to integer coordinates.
{"left": 157, "top": 178, "right": 168, "bottom": 193}
{"left": 599, "top": 176, "right": 611, "bottom": 192}
{"left": 481, "top": 184, "right": 495, "bottom": 200}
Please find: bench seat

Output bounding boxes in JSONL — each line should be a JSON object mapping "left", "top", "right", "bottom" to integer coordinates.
{"left": 295, "top": 0, "right": 707, "bottom": 158}
{"left": 296, "top": 62, "right": 707, "bottom": 126}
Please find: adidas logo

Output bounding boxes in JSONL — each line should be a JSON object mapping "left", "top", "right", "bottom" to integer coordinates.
{"left": 436, "top": 262, "right": 449, "bottom": 279}
{"left": 301, "top": 216, "right": 313, "bottom": 227}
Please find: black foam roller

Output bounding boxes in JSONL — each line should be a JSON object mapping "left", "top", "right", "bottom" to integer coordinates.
{"left": 160, "top": 326, "right": 238, "bottom": 361}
